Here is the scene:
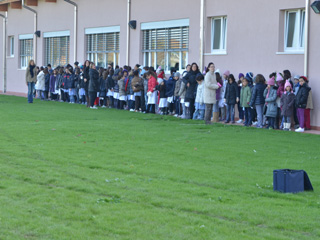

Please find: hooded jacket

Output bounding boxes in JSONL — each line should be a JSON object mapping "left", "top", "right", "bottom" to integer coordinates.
{"left": 88, "top": 68, "right": 99, "bottom": 92}
{"left": 182, "top": 70, "right": 200, "bottom": 101}
{"left": 295, "top": 83, "right": 311, "bottom": 109}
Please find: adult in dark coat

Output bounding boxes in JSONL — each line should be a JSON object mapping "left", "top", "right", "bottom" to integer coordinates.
{"left": 88, "top": 63, "right": 100, "bottom": 108}
{"left": 182, "top": 63, "right": 200, "bottom": 119}
{"left": 83, "top": 60, "right": 90, "bottom": 107}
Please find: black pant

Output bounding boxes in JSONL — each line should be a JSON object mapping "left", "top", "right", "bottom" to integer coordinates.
{"left": 135, "top": 96, "right": 141, "bottom": 110}
{"left": 204, "top": 104, "right": 213, "bottom": 124}
{"left": 89, "top": 91, "right": 97, "bottom": 107}
{"left": 120, "top": 100, "right": 126, "bottom": 109}
{"left": 188, "top": 98, "right": 195, "bottom": 119}
{"left": 147, "top": 104, "right": 155, "bottom": 114}
{"left": 140, "top": 90, "right": 146, "bottom": 111}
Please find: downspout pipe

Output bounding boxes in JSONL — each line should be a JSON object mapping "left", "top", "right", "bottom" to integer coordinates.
{"left": 126, "top": 0, "right": 131, "bottom": 66}
{"left": 304, "top": 0, "right": 310, "bottom": 77}
{"left": 22, "top": 0, "right": 37, "bottom": 64}
{"left": 0, "top": 12, "right": 7, "bottom": 93}
{"left": 64, "top": 0, "right": 78, "bottom": 63}
{"left": 199, "top": 0, "right": 204, "bottom": 72}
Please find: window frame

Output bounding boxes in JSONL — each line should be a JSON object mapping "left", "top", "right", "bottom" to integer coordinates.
{"left": 19, "top": 38, "right": 33, "bottom": 69}
{"left": 284, "top": 9, "right": 305, "bottom": 52}
{"left": 211, "top": 16, "right": 227, "bottom": 54}
{"left": 142, "top": 26, "right": 189, "bottom": 73}
{"left": 44, "top": 36, "right": 70, "bottom": 68}
{"left": 86, "top": 32, "right": 120, "bottom": 68}
{"left": 8, "top": 36, "right": 14, "bottom": 57}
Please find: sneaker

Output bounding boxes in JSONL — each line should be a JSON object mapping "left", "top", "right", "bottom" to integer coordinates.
{"left": 130, "top": 109, "right": 135, "bottom": 112}
{"left": 236, "top": 119, "right": 243, "bottom": 124}
{"left": 174, "top": 114, "right": 178, "bottom": 117}
{"left": 252, "top": 121, "right": 258, "bottom": 126}
{"left": 101, "top": 105, "right": 106, "bottom": 108}
{"left": 295, "top": 128, "right": 305, "bottom": 132}
{"left": 90, "top": 106, "right": 98, "bottom": 109}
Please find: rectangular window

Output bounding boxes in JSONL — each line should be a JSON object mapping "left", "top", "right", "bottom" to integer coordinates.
{"left": 8, "top": 36, "right": 14, "bottom": 57}
{"left": 44, "top": 36, "right": 70, "bottom": 67}
{"left": 285, "top": 9, "right": 305, "bottom": 52}
{"left": 86, "top": 32, "right": 120, "bottom": 68}
{"left": 142, "top": 26, "right": 189, "bottom": 72}
{"left": 211, "top": 16, "right": 227, "bottom": 53}
{"left": 19, "top": 39, "right": 33, "bottom": 69}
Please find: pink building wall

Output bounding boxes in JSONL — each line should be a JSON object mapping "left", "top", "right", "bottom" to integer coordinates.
{"left": 0, "top": 0, "right": 318, "bottom": 127}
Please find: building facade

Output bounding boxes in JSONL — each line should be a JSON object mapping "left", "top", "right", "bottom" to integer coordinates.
{"left": 0, "top": 0, "right": 319, "bottom": 128}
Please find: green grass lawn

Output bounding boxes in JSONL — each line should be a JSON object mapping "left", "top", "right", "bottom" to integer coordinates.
{"left": 0, "top": 95, "right": 319, "bottom": 240}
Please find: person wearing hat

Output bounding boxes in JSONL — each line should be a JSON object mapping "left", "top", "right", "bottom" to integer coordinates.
{"left": 275, "top": 73, "right": 285, "bottom": 129}
{"left": 263, "top": 76, "right": 278, "bottom": 129}
{"left": 280, "top": 80, "right": 296, "bottom": 131}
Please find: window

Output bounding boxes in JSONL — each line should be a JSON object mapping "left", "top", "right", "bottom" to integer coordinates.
{"left": 86, "top": 32, "right": 120, "bottom": 68}
{"left": 44, "top": 36, "right": 70, "bottom": 67}
{"left": 8, "top": 36, "right": 14, "bottom": 57}
{"left": 142, "top": 26, "right": 189, "bottom": 72}
{"left": 19, "top": 39, "right": 33, "bottom": 69}
{"left": 211, "top": 16, "right": 227, "bottom": 53}
{"left": 285, "top": 9, "right": 305, "bottom": 52}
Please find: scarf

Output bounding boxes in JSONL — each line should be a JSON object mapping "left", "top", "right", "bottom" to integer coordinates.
{"left": 30, "top": 65, "right": 35, "bottom": 78}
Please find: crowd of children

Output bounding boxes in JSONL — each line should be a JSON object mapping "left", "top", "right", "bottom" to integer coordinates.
{"left": 25, "top": 60, "right": 313, "bottom": 133}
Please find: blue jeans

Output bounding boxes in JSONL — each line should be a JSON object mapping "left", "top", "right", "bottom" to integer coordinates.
{"left": 237, "top": 103, "right": 244, "bottom": 120}
{"left": 27, "top": 82, "right": 35, "bottom": 103}
{"left": 193, "top": 109, "right": 205, "bottom": 120}
{"left": 174, "top": 97, "right": 180, "bottom": 115}
{"left": 244, "top": 107, "right": 252, "bottom": 126}
{"left": 255, "top": 104, "right": 264, "bottom": 127}
{"left": 226, "top": 104, "right": 235, "bottom": 122}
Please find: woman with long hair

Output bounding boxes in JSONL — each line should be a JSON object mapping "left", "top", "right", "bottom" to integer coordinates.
{"left": 25, "top": 59, "right": 37, "bottom": 103}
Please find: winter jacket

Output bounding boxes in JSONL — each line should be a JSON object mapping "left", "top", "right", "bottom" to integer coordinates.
{"left": 195, "top": 83, "right": 204, "bottom": 104}
{"left": 250, "top": 83, "right": 266, "bottom": 106}
{"left": 88, "top": 68, "right": 99, "bottom": 92}
{"left": 203, "top": 71, "right": 219, "bottom": 104}
{"left": 25, "top": 65, "right": 37, "bottom": 84}
{"left": 113, "top": 77, "right": 119, "bottom": 93}
{"left": 126, "top": 75, "right": 134, "bottom": 95}
{"left": 277, "top": 82, "right": 285, "bottom": 98}
{"left": 294, "top": 83, "right": 300, "bottom": 96}
{"left": 36, "top": 71, "right": 45, "bottom": 91}
{"left": 131, "top": 76, "right": 144, "bottom": 92}
{"left": 165, "top": 77, "right": 175, "bottom": 97}
{"left": 306, "top": 90, "right": 313, "bottom": 110}
{"left": 157, "top": 82, "right": 166, "bottom": 98}
{"left": 74, "top": 74, "right": 80, "bottom": 89}
{"left": 44, "top": 74, "right": 50, "bottom": 92}
{"left": 148, "top": 76, "right": 157, "bottom": 93}
{"left": 178, "top": 81, "right": 186, "bottom": 100}
{"left": 100, "top": 76, "right": 107, "bottom": 92}
{"left": 64, "top": 73, "right": 74, "bottom": 89}
{"left": 280, "top": 92, "right": 295, "bottom": 117}
{"left": 49, "top": 74, "right": 57, "bottom": 93}
{"left": 182, "top": 70, "right": 200, "bottom": 101}
{"left": 79, "top": 73, "right": 86, "bottom": 89}
{"left": 264, "top": 86, "right": 278, "bottom": 118}
{"left": 106, "top": 75, "right": 115, "bottom": 91}
{"left": 224, "top": 82, "right": 239, "bottom": 105}
{"left": 118, "top": 79, "right": 126, "bottom": 96}
{"left": 57, "top": 74, "right": 64, "bottom": 89}
{"left": 240, "top": 85, "right": 252, "bottom": 108}
{"left": 174, "top": 79, "right": 181, "bottom": 97}
{"left": 295, "top": 83, "right": 311, "bottom": 109}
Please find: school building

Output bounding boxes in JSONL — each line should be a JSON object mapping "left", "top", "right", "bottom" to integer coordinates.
{"left": 0, "top": 0, "right": 319, "bottom": 128}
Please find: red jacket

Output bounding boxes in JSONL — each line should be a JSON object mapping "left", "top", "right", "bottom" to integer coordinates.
{"left": 148, "top": 76, "right": 157, "bottom": 92}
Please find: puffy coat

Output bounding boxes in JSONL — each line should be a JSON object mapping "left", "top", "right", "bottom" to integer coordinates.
{"left": 44, "top": 73, "right": 50, "bottom": 91}
{"left": 65, "top": 74, "right": 75, "bottom": 89}
{"left": 165, "top": 77, "right": 175, "bottom": 97}
{"left": 148, "top": 76, "right": 157, "bottom": 93}
{"left": 182, "top": 70, "right": 200, "bottom": 101}
{"left": 157, "top": 82, "right": 166, "bottom": 98}
{"left": 131, "top": 76, "right": 144, "bottom": 92}
{"left": 178, "top": 81, "right": 186, "bottom": 99}
{"left": 281, "top": 92, "right": 295, "bottom": 117}
{"left": 106, "top": 75, "right": 115, "bottom": 91}
{"left": 195, "top": 83, "right": 204, "bottom": 104}
{"left": 264, "top": 86, "right": 278, "bottom": 118}
{"left": 79, "top": 73, "right": 86, "bottom": 89}
{"left": 174, "top": 79, "right": 181, "bottom": 97}
{"left": 100, "top": 76, "right": 107, "bottom": 92}
{"left": 295, "top": 83, "right": 311, "bottom": 109}
{"left": 224, "top": 81, "right": 239, "bottom": 105}
{"left": 203, "top": 71, "right": 219, "bottom": 104}
{"left": 26, "top": 65, "right": 37, "bottom": 83}
{"left": 74, "top": 74, "right": 80, "bottom": 89}
{"left": 250, "top": 83, "right": 266, "bottom": 106}
{"left": 36, "top": 71, "right": 45, "bottom": 91}
{"left": 83, "top": 67, "right": 90, "bottom": 91}
{"left": 126, "top": 75, "right": 134, "bottom": 95}
{"left": 88, "top": 68, "right": 99, "bottom": 92}
{"left": 118, "top": 79, "right": 126, "bottom": 96}
{"left": 240, "top": 85, "right": 252, "bottom": 108}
